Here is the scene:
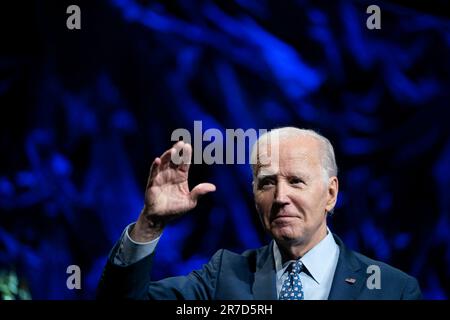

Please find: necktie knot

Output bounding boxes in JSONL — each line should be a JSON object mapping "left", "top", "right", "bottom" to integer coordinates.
{"left": 291, "top": 260, "right": 303, "bottom": 274}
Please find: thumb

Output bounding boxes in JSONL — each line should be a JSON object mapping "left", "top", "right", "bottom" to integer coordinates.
{"left": 190, "top": 183, "right": 216, "bottom": 202}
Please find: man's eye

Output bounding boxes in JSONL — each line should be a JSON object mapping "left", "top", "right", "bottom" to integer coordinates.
{"left": 290, "top": 177, "right": 304, "bottom": 185}
{"left": 258, "top": 179, "right": 274, "bottom": 188}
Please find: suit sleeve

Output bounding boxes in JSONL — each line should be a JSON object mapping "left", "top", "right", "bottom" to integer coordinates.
{"left": 97, "top": 241, "right": 224, "bottom": 300}
{"left": 400, "top": 276, "right": 422, "bottom": 300}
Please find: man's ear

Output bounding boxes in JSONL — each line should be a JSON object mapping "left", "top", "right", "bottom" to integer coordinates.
{"left": 252, "top": 180, "right": 257, "bottom": 194}
{"left": 325, "top": 177, "right": 339, "bottom": 212}
{"left": 252, "top": 181, "right": 261, "bottom": 213}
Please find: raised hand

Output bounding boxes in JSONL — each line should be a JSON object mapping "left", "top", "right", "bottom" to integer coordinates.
{"left": 131, "top": 141, "right": 216, "bottom": 242}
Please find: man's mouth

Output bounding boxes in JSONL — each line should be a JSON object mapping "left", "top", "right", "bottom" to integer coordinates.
{"left": 271, "top": 215, "right": 298, "bottom": 223}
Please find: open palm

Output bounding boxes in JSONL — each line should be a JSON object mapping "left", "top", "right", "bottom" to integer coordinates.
{"left": 143, "top": 141, "right": 216, "bottom": 223}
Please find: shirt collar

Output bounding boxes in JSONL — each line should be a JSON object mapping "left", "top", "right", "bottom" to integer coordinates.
{"left": 273, "top": 228, "right": 338, "bottom": 285}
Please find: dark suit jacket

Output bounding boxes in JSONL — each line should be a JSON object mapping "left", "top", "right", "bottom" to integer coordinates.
{"left": 97, "top": 234, "right": 422, "bottom": 300}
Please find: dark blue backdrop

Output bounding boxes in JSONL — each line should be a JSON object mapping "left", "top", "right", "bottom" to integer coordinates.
{"left": 0, "top": 0, "right": 449, "bottom": 299}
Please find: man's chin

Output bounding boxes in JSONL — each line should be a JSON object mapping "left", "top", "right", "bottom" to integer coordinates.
{"left": 271, "top": 227, "right": 303, "bottom": 243}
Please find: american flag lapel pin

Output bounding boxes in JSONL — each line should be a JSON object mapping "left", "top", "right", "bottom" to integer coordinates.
{"left": 345, "top": 278, "right": 356, "bottom": 284}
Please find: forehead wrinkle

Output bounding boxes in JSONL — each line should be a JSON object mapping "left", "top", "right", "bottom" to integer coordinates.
{"left": 254, "top": 138, "right": 323, "bottom": 178}
{"left": 257, "top": 151, "right": 317, "bottom": 169}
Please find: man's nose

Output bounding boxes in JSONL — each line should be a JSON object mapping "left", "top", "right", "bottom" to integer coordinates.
{"left": 274, "top": 180, "right": 290, "bottom": 205}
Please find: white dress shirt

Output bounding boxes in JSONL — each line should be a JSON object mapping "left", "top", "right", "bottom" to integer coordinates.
{"left": 273, "top": 228, "right": 340, "bottom": 300}
{"left": 113, "top": 224, "right": 160, "bottom": 266}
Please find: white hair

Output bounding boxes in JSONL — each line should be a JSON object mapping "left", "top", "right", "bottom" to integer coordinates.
{"left": 250, "top": 127, "right": 338, "bottom": 181}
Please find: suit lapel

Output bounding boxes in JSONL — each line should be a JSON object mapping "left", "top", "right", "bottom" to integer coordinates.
{"left": 250, "top": 235, "right": 367, "bottom": 300}
{"left": 328, "top": 234, "right": 366, "bottom": 300}
{"left": 252, "top": 242, "right": 277, "bottom": 300}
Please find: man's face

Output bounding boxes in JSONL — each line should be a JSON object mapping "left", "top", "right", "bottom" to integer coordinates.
{"left": 253, "top": 136, "right": 338, "bottom": 247}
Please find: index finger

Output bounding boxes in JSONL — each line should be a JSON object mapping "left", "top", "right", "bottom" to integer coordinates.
{"left": 178, "top": 143, "right": 192, "bottom": 173}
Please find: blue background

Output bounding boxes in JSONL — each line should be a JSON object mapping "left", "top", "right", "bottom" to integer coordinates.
{"left": 0, "top": 0, "right": 449, "bottom": 299}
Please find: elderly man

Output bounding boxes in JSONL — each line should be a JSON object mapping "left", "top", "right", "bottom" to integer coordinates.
{"left": 97, "top": 127, "right": 421, "bottom": 300}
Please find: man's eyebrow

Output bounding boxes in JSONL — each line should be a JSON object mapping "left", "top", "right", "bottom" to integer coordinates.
{"left": 256, "top": 171, "right": 311, "bottom": 180}
{"left": 288, "top": 171, "right": 311, "bottom": 179}
{"left": 255, "top": 174, "right": 276, "bottom": 180}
